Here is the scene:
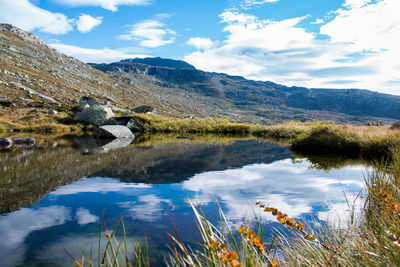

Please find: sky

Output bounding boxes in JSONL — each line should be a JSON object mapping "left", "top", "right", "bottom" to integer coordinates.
{"left": 1, "top": 0, "right": 400, "bottom": 95}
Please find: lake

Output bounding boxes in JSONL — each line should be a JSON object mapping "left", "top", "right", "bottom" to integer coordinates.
{"left": 0, "top": 135, "right": 366, "bottom": 266}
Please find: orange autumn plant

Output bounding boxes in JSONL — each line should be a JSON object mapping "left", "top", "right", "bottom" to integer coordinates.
{"left": 166, "top": 200, "right": 280, "bottom": 267}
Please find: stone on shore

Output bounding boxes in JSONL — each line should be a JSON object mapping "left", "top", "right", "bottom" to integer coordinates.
{"left": 13, "top": 137, "right": 35, "bottom": 146}
{"left": 132, "top": 105, "right": 154, "bottom": 114}
{"left": 391, "top": 121, "right": 400, "bottom": 129}
{"left": 0, "top": 137, "right": 13, "bottom": 148}
{"left": 74, "top": 104, "right": 114, "bottom": 126}
{"left": 79, "top": 96, "right": 99, "bottom": 108}
{"left": 94, "top": 125, "right": 134, "bottom": 139}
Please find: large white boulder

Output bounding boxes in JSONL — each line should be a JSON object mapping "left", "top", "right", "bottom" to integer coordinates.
{"left": 74, "top": 104, "right": 114, "bottom": 126}
{"left": 94, "top": 125, "right": 134, "bottom": 139}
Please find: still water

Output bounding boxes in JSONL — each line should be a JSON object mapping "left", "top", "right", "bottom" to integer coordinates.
{"left": 0, "top": 135, "right": 366, "bottom": 266}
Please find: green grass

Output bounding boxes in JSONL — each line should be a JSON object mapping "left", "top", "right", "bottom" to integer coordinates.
{"left": 132, "top": 115, "right": 400, "bottom": 160}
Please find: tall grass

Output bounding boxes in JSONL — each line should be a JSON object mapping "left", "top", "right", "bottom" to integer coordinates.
{"left": 280, "top": 149, "right": 400, "bottom": 266}
{"left": 66, "top": 216, "right": 150, "bottom": 267}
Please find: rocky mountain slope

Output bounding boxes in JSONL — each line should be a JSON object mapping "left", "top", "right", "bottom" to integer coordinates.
{"left": 1, "top": 23, "right": 399, "bottom": 125}
{"left": 0, "top": 24, "right": 228, "bottom": 122}
{"left": 91, "top": 60, "right": 400, "bottom": 124}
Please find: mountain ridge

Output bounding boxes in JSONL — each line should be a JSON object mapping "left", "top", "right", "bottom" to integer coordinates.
{"left": 0, "top": 23, "right": 399, "bottom": 125}
{"left": 91, "top": 59, "right": 400, "bottom": 122}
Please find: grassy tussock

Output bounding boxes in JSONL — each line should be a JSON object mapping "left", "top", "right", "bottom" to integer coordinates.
{"left": 133, "top": 115, "right": 400, "bottom": 159}
{"left": 134, "top": 114, "right": 254, "bottom": 134}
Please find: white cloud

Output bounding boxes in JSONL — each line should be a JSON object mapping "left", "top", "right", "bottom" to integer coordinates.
{"left": 75, "top": 208, "right": 99, "bottom": 224}
{"left": 0, "top": 0, "right": 73, "bottom": 34}
{"left": 51, "top": 0, "right": 152, "bottom": 12}
{"left": 343, "top": 0, "right": 371, "bottom": 8}
{"left": 184, "top": 3, "right": 400, "bottom": 95}
{"left": 240, "top": 0, "right": 279, "bottom": 8}
{"left": 119, "top": 195, "right": 173, "bottom": 221}
{"left": 0, "top": 206, "right": 70, "bottom": 266}
{"left": 118, "top": 19, "right": 176, "bottom": 48}
{"left": 49, "top": 43, "right": 150, "bottom": 63}
{"left": 311, "top": 18, "right": 324, "bottom": 24}
{"left": 183, "top": 159, "right": 365, "bottom": 226}
{"left": 186, "top": 37, "right": 214, "bottom": 50}
{"left": 50, "top": 177, "right": 151, "bottom": 195}
{"left": 321, "top": 0, "right": 400, "bottom": 53}
{"left": 76, "top": 14, "right": 103, "bottom": 33}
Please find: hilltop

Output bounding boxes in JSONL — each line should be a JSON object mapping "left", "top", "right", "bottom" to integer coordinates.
{"left": 0, "top": 23, "right": 399, "bottom": 127}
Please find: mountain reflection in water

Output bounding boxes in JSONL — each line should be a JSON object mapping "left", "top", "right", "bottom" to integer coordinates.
{"left": 0, "top": 135, "right": 365, "bottom": 266}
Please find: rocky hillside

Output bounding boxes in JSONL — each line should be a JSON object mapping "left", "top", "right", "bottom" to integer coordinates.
{"left": 1, "top": 23, "right": 399, "bottom": 125}
{"left": 0, "top": 24, "right": 229, "bottom": 123}
{"left": 91, "top": 59, "right": 400, "bottom": 124}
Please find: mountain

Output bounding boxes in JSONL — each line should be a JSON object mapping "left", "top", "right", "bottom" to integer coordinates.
{"left": 120, "top": 57, "right": 196, "bottom": 69}
{"left": 1, "top": 23, "right": 399, "bottom": 125}
{"left": 90, "top": 59, "right": 400, "bottom": 123}
{"left": 0, "top": 24, "right": 227, "bottom": 120}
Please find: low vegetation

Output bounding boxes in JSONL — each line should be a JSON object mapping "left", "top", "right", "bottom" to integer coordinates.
{"left": 133, "top": 114, "right": 400, "bottom": 160}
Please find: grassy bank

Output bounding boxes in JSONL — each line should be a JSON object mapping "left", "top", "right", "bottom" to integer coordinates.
{"left": 2, "top": 110, "right": 400, "bottom": 159}
{"left": 134, "top": 114, "right": 400, "bottom": 159}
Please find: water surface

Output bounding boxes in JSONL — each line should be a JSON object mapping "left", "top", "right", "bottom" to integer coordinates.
{"left": 0, "top": 135, "right": 366, "bottom": 266}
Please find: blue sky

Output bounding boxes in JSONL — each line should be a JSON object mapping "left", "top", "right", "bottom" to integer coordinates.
{"left": 1, "top": 0, "right": 400, "bottom": 95}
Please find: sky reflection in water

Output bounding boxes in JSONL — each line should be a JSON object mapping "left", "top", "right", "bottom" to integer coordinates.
{"left": 0, "top": 140, "right": 366, "bottom": 266}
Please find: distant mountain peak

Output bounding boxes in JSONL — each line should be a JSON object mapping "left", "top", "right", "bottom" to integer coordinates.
{"left": 120, "top": 57, "right": 196, "bottom": 69}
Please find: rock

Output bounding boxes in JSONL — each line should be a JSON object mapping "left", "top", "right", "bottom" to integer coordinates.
{"left": 126, "top": 118, "right": 142, "bottom": 132}
{"left": 108, "top": 116, "right": 142, "bottom": 132}
{"left": 78, "top": 137, "right": 134, "bottom": 154}
{"left": 0, "top": 100, "right": 12, "bottom": 107}
{"left": 48, "top": 109, "right": 58, "bottom": 115}
{"left": 94, "top": 125, "right": 134, "bottom": 139}
{"left": 79, "top": 96, "right": 99, "bottom": 108}
{"left": 132, "top": 105, "right": 155, "bottom": 113}
{"left": 0, "top": 137, "right": 13, "bottom": 148}
{"left": 13, "top": 137, "right": 35, "bottom": 146}
{"left": 74, "top": 104, "right": 114, "bottom": 126}
{"left": 112, "top": 106, "right": 131, "bottom": 115}
{"left": 391, "top": 121, "right": 400, "bottom": 129}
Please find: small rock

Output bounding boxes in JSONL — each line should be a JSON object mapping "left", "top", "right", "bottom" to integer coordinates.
{"left": 391, "top": 121, "right": 400, "bottom": 129}
{"left": 13, "top": 137, "right": 35, "bottom": 146}
{"left": 0, "top": 100, "right": 12, "bottom": 107}
{"left": 126, "top": 118, "right": 142, "bottom": 132}
{"left": 79, "top": 96, "right": 99, "bottom": 108}
{"left": 48, "top": 109, "right": 58, "bottom": 115}
{"left": 0, "top": 137, "right": 13, "bottom": 148}
{"left": 132, "top": 105, "right": 155, "bottom": 114}
{"left": 94, "top": 125, "right": 134, "bottom": 139}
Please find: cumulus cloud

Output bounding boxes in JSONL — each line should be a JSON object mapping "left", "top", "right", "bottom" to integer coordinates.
{"left": 0, "top": 206, "right": 70, "bottom": 266}
{"left": 311, "top": 18, "right": 324, "bottom": 24}
{"left": 50, "top": 177, "right": 151, "bottom": 195}
{"left": 0, "top": 0, "right": 73, "bottom": 34}
{"left": 76, "top": 14, "right": 103, "bottom": 33}
{"left": 343, "top": 0, "right": 371, "bottom": 8}
{"left": 118, "top": 19, "right": 176, "bottom": 48}
{"left": 184, "top": 1, "right": 400, "bottom": 95}
{"left": 186, "top": 37, "right": 214, "bottom": 50}
{"left": 183, "top": 159, "right": 365, "bottom": 226}
{"left": 240, "top": 0, "right": 279, "bottom": 8}
{"left": 119, "top": 195, "right": 173, "bottom": 221}
{"left": 75, "top": 208, "right": 99, "bottom": 224}
{"left": 51, "top": 0, "right": 152, "bottom": 12}
{"left": 49, "top": 43, "right": 150, "bottom": 63}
